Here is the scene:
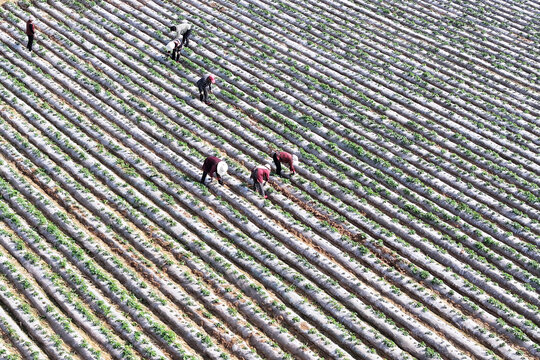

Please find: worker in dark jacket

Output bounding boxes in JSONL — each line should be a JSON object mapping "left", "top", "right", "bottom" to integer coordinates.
{"left": 251, "top": 164, "right": 271, "bottom": 198}
{"left": 201, "top": 156, "right": 228, "bottom": 185}
{"left": 26, "top": 19, "right": 36, "bottom": 52}
{"left": 197, "top": 74, "right": 215, "bottom": 105}
{"left": 273, "top": 151, "right": 298, "bottom": 176}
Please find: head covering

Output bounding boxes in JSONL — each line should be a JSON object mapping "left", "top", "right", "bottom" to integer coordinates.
{"left": 216, "top": 161, "right": 228, "bottom": 177}
{"left": 208, "top": 74, "right": 216, "bottom": 84}
{"left": 166, "top": 41, "right": 177, "bottom": 51}
{"left": 292, "top": 155, "right": 298, "bottom": 164}
{"left": 263, "top": 163, "right": 271, "bottom": 170}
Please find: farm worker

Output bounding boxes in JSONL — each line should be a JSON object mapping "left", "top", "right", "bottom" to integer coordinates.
{"left": 201, "top": 156, "right": 227, "bottom": 185}
{"left": 197, "top": 74, "right": 215, "bottom": 105}
{"left": 166, "top": 39, "right": 182, "bottom": 61}
{"left": 26, "top": 19, "right": 36, "bottom": 52}
{"left": 273, "top": 151, "right": 298, "bottom": 177}
{"left": 171, "top": 20, "right": 193, "bottom": 48}
{"left": 251, "top": 163, "right": 271, "bottom": 198}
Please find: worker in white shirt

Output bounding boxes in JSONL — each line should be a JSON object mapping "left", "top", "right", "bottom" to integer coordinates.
{"left": 170, "top": 20, "right": 193, "bottom": 49}
{"left": 166, "top": 39, "right": 182, "bottom": 61}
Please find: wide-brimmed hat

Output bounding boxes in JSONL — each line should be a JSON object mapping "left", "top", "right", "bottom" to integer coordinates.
{"left": 216, "top": 161, "right": 228, "bottom": 176}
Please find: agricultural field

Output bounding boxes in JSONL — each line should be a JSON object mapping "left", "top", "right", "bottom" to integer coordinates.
{"left": 0, "top": 0, "right": 538, "bottom": 359}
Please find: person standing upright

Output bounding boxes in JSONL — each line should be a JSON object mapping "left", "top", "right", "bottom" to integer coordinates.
{"left": 26, "top": 19, "right": 36, "bottom": 52}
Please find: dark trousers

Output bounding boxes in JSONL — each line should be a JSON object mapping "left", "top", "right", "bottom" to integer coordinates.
{"left": 198, "top": 84, "right": 208, "bottom": 103}
{"left": 180, "top": 29, "right": 191, "bottom": 47}
{"left": 27, "top": 34, "right": 34, "bottom": 51}
{"left": 200, "top": 171, "right": 208, "bottom": 183}
{"left": 273, "top": 153, "right": 282, "bottom": 176}
{"left": 252, "top": 179, "right": 265, "bottom": 197}
{"left": 171, "top": 43, "right": 180, "bottom": 61}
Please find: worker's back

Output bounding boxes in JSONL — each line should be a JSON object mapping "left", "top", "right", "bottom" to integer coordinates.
{"left": 175, "top": 22, "right": 192, "bottom": 39}
{"left": 197, "top": 74, "right": 214, "bottom": 88}
{"left": 166, "top": 40, "right": 179, "bottom": 51}
{"left": 196, "top": 77, "right": 207, "bottom": 88}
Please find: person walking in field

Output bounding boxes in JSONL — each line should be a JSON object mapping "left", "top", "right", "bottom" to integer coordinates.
{"left": 201, "top": 156, "right": 227, "bottom": 185}
{"left": 273, "top": 151, "right": 298, "bottom": 177}
{"left": 197, "top": 74, "right": 215, "bottom": 105}
{"left": 26, "top": 19, "right": 36, "bottom": 52}
{"left": 251, "top": 163, "right": 271, "bottom": 198}
{"left": 170, "top": 20, "right": 193, "bottom": 48}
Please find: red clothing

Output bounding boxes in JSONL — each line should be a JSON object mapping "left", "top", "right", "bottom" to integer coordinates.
{"left": 276, "top": 152, "right": 295, "bottom": 173}
{"left": 251, "top": 167, "right": 270, "bottom": 183}
{"left": 202, "top": 156, "right": 221, "bottom": 178}
{"left": 26, "top": 21, "right": 35, "bottom": 35}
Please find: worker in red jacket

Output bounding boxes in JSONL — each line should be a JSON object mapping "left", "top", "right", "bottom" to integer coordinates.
{"left": 201, "top": 156, "right": 228, "bottom": 185}
{"left": 251, "top": 163, "right": 271, "bottom": 198}
{"left": 273, "top": 151, "right": 298, "bottom": 177}
{"left": 26, "top": 19, "right": 36, "bottom": 52}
